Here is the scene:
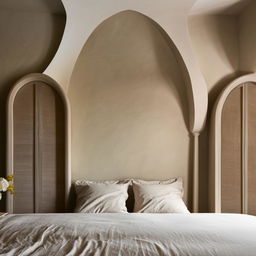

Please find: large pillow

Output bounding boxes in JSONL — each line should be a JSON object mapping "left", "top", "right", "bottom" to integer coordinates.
{"left": 132, "top": 178, "right": 189, "bottom": 213}
{"left": 74, "top": 180, "right": 130, "bottom": 213}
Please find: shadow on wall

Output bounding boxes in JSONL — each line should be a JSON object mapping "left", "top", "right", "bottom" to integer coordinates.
{"left": 68, "top": 10, "right": 193, "bottom": 209}
{"left": 239, "top": 0, "right": 256, "bottom": 73}
{"left": 147, "top": 17, "right": 190, "bottom": 130}
{"left": 0, "top": 0, "right": 66, "bottom": 211}
{"left": 188, "top": 14, "right": 241, "bottom": 212}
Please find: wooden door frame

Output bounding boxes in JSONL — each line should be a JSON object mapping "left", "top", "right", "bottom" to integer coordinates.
{"left": 209, "top": 73, "right": 256, "bottom": 213}
{"left": 6, "top": 73, "right": 71, "bottom": 213}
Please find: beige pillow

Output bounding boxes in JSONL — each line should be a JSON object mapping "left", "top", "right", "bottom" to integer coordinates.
{"left": 74, "top": 180, "right": 130, "bottom": 213}
{"left": 132, "top": 178, "right": 189, "bottom": 213}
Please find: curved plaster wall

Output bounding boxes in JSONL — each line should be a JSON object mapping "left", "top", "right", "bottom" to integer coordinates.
{"left": 45, "top": 0, "right": 208, "bottom": 133}
{"left": 68, "top": 11, "right": 191, "bottom": 204}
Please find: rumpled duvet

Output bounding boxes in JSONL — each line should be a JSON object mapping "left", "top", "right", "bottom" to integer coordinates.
{"left": 0, "top": 213, "right": 256, "bottom": 256}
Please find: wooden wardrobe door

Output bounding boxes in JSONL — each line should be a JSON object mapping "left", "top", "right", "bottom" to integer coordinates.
{"left": 12, "top": 81, "right": 65, "bottom": 213}
{"left": 221, "top": 87, "right": 242, "bottom": 213}
{"left": 13, "top": 83, "right": 35, "bottom": 213}
{"left": 36, "top": 82, "right": 65, "bottom": 213}
{"left": 247, "top": 83, "right": 256, "bottom": 215}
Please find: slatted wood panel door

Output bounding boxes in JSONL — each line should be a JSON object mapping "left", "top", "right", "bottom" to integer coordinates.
{"left": 221, "top": 86, "right": 242, "bottom": 213}
{"left": 221, "top": 82, "right": 256, "bottom": 215}
{"left": 13, "top": 81, "right": 65, "bottom": 213}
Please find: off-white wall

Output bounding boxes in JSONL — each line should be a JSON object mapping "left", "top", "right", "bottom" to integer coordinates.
{"left": 239, "top": 1, "right": 256, "bottom": 72}
{"left": 68, "top": 11, "right": 191, "bottom": 205}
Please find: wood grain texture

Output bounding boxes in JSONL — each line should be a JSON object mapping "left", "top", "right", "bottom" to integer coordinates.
{"left": 247, "top": 83, "right": 256, "bottom": 215}
{"left": 209, "top": 74, "right": 256, "bottom": 213}
{"left": 12, "top": 81, "right": 65, "bottom": 213}
{"left": 36, "top": 82, "right": 65, "bottom": 213}
{"left": 221, "top": 87, "right": 242, "bottom": 213}
{"left": 13, "top": 83, "right": 35, "bottom": 213}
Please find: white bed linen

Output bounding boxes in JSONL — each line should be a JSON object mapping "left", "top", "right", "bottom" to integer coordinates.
{"left": 0, "top": 213, "right": 256, "bottom": 256}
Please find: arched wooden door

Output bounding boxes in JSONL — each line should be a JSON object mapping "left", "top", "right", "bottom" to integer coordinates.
{"left": 7, "top": 74, "right": 71, "bottom": 213}
{"left": 210, "top": 74, "right": 256, "bottom": 215}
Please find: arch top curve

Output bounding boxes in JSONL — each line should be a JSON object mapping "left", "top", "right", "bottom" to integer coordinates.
{"left": 7, "top": 73, "right": 69, "bottom": 107}
{"left": 214, "top": 74, "right": 256, "bottom": 119}
{"left": 6, "top": 73, "right": 71, "bottom": 213}
{"left": 69, "top": 9, "right": 192, "bottom": 132}
{"left": 45, "top": 0, "right": 207, "bottom": 133}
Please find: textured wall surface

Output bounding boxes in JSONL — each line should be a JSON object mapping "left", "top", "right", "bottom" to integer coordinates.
{"left": 45, "top": 0, "right": 209, "bottom": 134}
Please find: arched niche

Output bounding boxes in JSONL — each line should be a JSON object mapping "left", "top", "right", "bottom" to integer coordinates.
{"left": 45, "top": 0, "right": 208, "bottom": 134}
{"left": 210, "top": 73, "right": 256, "bottom": 214}
{"left": 68, "top": 10, "right": 196, "bottom": 210}
{"left": 7, "top": 73, "right": 71, "bottom": 213}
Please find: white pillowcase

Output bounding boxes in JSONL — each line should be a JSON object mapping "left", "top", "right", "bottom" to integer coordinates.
{"left": 74, "top": 180, "right": 130, "bottom": 213}
{"left": 132, "top": 178, "right": 190, "bottom": 213}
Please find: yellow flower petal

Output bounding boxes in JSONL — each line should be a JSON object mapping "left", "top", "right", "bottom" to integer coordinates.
{"left": 7, "top": 175, "right": 14, "bottom": 181}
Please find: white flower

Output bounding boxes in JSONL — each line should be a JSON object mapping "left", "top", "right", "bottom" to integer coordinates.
{"left": 0, "top": 178, "right": 9, "bottom": 192}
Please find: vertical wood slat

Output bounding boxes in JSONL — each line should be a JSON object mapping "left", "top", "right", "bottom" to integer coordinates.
{"left": 242, "top": 85, "right": 248, "bottom": 214}
{"left": 221, "top": 87, "right": 242, "bottom": 213}
{"left": 34, "top": 83, "right": 42, "bottom": 213}
{"left": 37, "top": 83, "right": 65, "bottom": 213}
{"left": 13, "top": 84, "right": 35, "bottom": 213}
{"left": 247, "top": 84, "right": 256, "bottom": 215}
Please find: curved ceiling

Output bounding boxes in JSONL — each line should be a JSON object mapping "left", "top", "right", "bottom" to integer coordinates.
{"left": 45, "top": 0, "right": 208, "bottom": 133}
{"left": 190, "top": 0, "right": 251, "bottom": 15}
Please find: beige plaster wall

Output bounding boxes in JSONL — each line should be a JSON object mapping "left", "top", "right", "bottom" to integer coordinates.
{"left": 68, "top": 11, "right": 191, "bottom": 206}
{"left": 46, "top": 0, "right": 208, "bottom": 134}
{"left": 188, "top": 15, "right": 239, "bottom": 211}
{"left": 239, "top": 1, "right": 256, "bottom": 72}
{"left": 189, "top": 15, "right": 239, "bottom": 99}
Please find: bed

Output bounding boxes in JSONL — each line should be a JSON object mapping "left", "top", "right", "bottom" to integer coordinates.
{"left": 3, "top": 74, "right": 256, "bottom": 256}
{"left": 1, "top": 213, "right": 256, "bottom": 256}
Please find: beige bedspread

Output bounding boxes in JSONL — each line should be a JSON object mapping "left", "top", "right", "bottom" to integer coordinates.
{"left": 1, "top": 213, "right": 256, "bottom": 256}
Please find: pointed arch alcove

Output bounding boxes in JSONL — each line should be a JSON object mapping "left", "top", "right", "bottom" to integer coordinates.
{"left": 7, "top": 73, "right": 71, "bottom": 213}
{"left": 68, "top": 10, "right": 199, "bottom": 211}
{"left": 210, "top": 74, "right": 256, "bottom": 215}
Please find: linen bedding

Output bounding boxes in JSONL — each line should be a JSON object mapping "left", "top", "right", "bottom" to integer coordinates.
{"left": 0, "top": 213, "right": 256, "bottom": 256}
